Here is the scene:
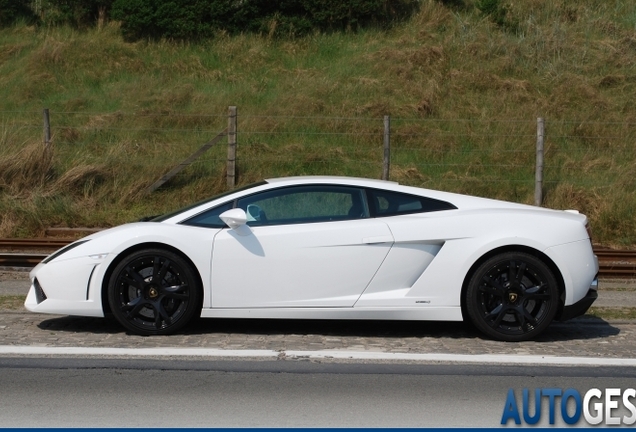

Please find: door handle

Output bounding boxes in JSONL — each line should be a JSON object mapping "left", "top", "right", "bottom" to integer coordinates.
{"left": 362, "top": 236, "right": 394, "bottom": 244}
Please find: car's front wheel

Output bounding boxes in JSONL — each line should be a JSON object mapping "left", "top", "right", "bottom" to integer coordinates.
{"left": 465, "top": 252, "right": 559, "bottom": 342}
{"left": 107, "top": 248, "right": 201, "bottom": 335}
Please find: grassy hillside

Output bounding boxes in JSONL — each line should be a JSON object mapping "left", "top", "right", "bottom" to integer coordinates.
{"left": 1, "top": 0, "right": 636, "bottom": 245}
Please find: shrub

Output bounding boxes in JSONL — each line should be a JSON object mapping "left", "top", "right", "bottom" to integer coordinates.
{"left": 0, "top": 0, "right": 37, "bottom": 26}
{"left": 270, "top": 0, "right": 420, "bottom": 33}
{"left": 39, "top": 0, "right": 115, "bottom": 28}
{"left": 435, "top": 0, "right": 465, "bottom": 9}
{"left": 112, "top": 0, "right": 248, "bottom": 40}
{"left": 111, "top": 0, "right": 420, "bottom": 41}
{"left": 476, "top": 0, "right": 517, "bottom": 32}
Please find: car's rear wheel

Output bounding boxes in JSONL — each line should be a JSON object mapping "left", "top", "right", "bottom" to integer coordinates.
{"left": 107, "top": 248, "right": 201, "bottom": 335}
{"left": 466, "top": 252, "right": 559, "bottom": 342}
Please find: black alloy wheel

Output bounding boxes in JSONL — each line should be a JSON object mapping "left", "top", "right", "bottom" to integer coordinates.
{"left": 108, "top": 248, "right": 201, "bottom": 335}
{"left": 466, "top": 252, "right": 559, "bottom": 342}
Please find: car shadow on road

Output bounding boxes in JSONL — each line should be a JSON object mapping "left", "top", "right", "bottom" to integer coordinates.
{"left": 537, "top": 316, "right": 621, "bottom": 342}
{"left": 36, "top": 315, "right": 622, "bottom": 342}
{"left": 187, "top": 316, "right": 621, "bottom": 342}
{"left": 37, "top": 315, "right": 123, "bottom": 334}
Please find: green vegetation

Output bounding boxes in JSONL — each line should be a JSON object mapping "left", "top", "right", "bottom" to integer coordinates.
{"left": 0, "top": 0, "right": 36, "bottom": 26}
{"left": 0, "top": 295, "right": 27, "bottom": 310}
{"left": 34, "top": 0, "right": 115, "bottom": 28}
{"left": 111, "top": 0, "right": 419, "bottom": 40}
{"left": 1, "top": 0, "right": 636, "bottom": 245}
{"left": 586, "top": 307, "right": 636, "bottom": 321}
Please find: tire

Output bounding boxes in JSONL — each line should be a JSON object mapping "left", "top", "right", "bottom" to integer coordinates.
{"left": 107, "top": 248, "right": 202, "bottom": 335}
{"left": 465, "top": 252, "right": 559, "bottom": 342}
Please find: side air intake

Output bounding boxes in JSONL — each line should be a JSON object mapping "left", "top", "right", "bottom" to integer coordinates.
{"left": 34, "top": 278, "right": 47, "bottom": 304}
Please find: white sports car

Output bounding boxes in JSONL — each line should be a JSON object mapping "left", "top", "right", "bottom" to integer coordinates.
{"left": 26, "top": 176, "right": 598, "bottom": 341}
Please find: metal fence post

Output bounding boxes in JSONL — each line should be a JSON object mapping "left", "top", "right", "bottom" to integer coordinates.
{"left": 382, "top": 115, "right": 390, "bottom": 181}
{"left": 227, "top": 106, "right": 237, "bottom": 188}
{"left": 535, "top": 117, "right": 545, "bottom": 206}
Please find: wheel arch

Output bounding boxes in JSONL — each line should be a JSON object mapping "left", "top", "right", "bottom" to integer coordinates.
{"left": 459, "top": 245, "right": 566, "bottom": 321}
{"left": 101, "top": 242, "right": 204, "bottom": 316}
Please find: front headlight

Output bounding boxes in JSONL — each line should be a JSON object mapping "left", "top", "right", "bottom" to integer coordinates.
{"left": 41, "top": 239, "right": 91, "bottom": 264}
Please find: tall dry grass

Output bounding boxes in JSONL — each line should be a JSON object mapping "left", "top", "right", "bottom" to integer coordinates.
{"left": 0, "top": 143, "right": 53, "bottom": 193}
{"left": 0, "top": 0, "right": 636, "bottom": 244}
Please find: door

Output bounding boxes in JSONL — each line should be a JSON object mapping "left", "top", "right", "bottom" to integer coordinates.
{"left": 210, "top": 185, "right": 394, "bottom": 308}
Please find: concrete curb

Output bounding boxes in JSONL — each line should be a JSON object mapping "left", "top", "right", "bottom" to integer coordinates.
{"left": 2, "top": 345, "right": 636, "bottom": 367}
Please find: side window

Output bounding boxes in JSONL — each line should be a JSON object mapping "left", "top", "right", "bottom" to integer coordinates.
{"left": 237, "top": 185, "right": 368, "bottom": 226}
{"left": 368, "top": 189, "right": 456, "bottom": 217}
{"left": 181, "top": 202, "right": 233, "bottom": 228}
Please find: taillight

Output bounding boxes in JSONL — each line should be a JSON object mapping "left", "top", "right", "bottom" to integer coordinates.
{"left": 586, "top": 223, "right": 593, "bottom": 246}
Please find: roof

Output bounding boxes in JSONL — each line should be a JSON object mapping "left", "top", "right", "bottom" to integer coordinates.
{"left": 265, "top": 176, "right": 399, "bottom": 185}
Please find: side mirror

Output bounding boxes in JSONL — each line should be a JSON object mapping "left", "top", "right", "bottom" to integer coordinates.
{"left": 219, "top": 208, "right": 247, "bottom": 230}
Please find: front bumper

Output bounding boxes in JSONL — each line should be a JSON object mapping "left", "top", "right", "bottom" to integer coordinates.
{"left": 558, "top": 276, "right": 599, "bottom": 321}
{"left": 24, "top": 260, "right": 105, "bottom": 317}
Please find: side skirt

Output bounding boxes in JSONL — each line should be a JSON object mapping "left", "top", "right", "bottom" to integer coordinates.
{"left": 200, "top": 307, "right": 463, "bottom": 321}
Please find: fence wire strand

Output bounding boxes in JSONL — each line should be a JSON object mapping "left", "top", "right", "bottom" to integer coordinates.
{"left": 2, "top": 110, "right": 634, "bottom": 194}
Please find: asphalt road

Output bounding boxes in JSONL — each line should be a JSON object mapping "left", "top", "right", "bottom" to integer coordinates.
{"left": 0, "top": 358, "right": 635, "bottom": 428}
{"left": 2, "top": 271, "right": 636, "bottom": 428}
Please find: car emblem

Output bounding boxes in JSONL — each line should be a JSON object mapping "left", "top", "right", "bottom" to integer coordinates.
{"left": 509, "top": 293, "right": 518, "bottom": 303}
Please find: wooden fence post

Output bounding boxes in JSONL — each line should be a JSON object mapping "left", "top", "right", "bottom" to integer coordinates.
{"left": 43, "top": 108, "right": 51, "bottom": 150}
{"left": 382, "top": 115, "right": 390, "bottom": 181}
{"left": 535, "top": 117, "right": 545, "bottom": 206}
{"left": 227, "top": 106, "right": 237, "bottom": 188}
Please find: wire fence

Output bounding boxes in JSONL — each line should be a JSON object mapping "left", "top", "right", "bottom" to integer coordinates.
{"left": 1, "top": 108, "right": 635, "bottom": 205}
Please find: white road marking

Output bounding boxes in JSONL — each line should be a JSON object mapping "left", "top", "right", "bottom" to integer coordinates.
{"left": 0, "top": 346, "right": 278, "bottom": 358}
{"left": 1, "top": 345, "right": 636, "bottom": 366}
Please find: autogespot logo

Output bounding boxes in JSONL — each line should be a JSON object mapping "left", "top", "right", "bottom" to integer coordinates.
{"left": 501, "top": 388, "right": 636, "bottom": 426}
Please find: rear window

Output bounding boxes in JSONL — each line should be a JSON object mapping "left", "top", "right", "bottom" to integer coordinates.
{"left": 367, "top": 188, "right": 456, "bottom": 217}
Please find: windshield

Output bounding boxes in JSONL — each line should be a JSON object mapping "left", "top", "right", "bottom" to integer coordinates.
{"left": 150, "top": 181, "right": 267, "bottom": 222}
